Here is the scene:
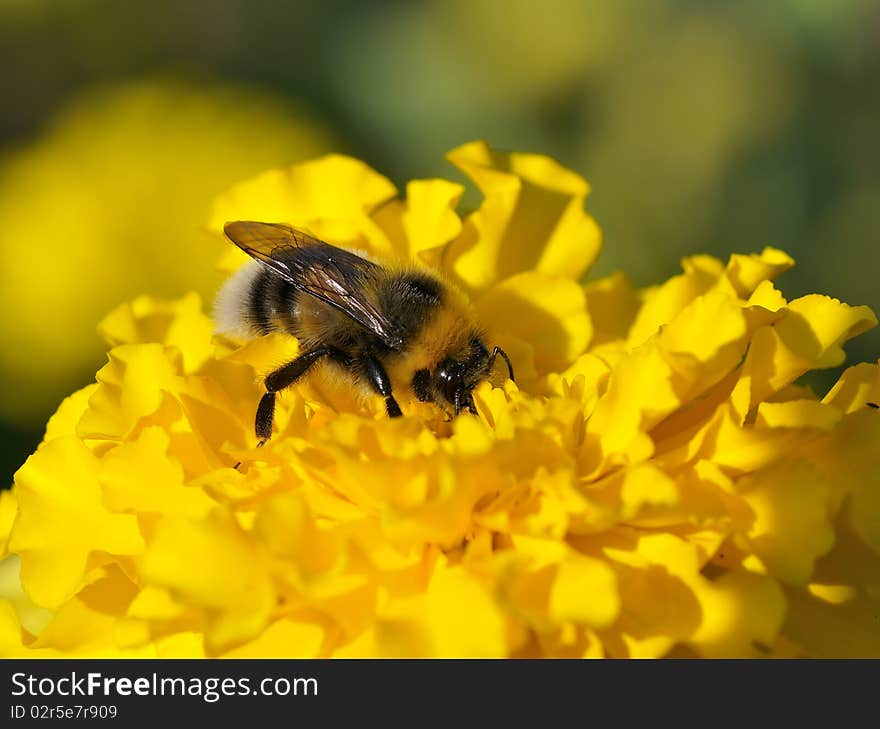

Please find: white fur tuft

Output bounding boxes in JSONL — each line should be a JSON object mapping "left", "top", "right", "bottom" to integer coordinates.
{"left": 213, "top": 262, "right": 262, "bottom": 338}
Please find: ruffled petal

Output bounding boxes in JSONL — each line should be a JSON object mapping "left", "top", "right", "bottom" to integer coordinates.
{"left": 476, "top": 271, "right": 592, "bottom": 378}
{"left": 445, "top": 141, "right": 600, "bottom": 291}
{"left": 99, "top": 293, "right": 215, "bottom": 374}
{"left": 140, "top": 510, "right": 275, "bottom": 651}
{"left": 9, "top": 438, "right": 144, "bottom": 608}
{"left": 210, "top": 154, "right": 398, "bottom": 264}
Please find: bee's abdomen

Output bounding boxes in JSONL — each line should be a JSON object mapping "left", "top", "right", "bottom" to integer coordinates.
{"left": 247, "top": 268, "right": 299, "bottom": 334}
{"left": 214, "top": 262, "right": 300, "bottom": 338}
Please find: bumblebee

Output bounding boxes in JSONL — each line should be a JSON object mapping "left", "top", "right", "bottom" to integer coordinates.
{"left": 215, "top": 221, "right": 514, "bottom": 444}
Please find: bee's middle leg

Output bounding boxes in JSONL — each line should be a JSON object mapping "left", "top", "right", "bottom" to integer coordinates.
{"left": 361, "top": 353, "right": 402, "bottom": 417}
{"left": 256, "top": 346, "right": 350, "bottom": 441}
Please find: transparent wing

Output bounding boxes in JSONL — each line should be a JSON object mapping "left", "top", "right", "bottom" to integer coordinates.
{"left": 223, "top": 221, "right": 401, "bottom": 348}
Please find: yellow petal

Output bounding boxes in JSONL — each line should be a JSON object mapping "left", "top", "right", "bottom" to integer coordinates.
{"left": 10, "top": 437, "right": 144, "bottom": 608}
{"left": 30, "top": 594, "right": 152, "bottom": 656}
{"left": 737, "top": 460, "right": 834, "bottom": 585}
{"left": 223, "top": 614, "right": 327, "bottom": 658}
{"left": 822, "top": 362, "right": 880, "bottom": 413}
{"left": 153, "top": 632, "right": 205, "bottom": 657}
{"left": 582, "top": 340, "right": 680, "bottom": 477}
{"left": 502, "top": 538, "right": 621, "bottom": 631}
{"left": 627, "top": 255, "right": 724, "bottom": 347}
{"left": 657, "top": 288, "right": 751, "bottom": 398}
{"left": 648, "top": 461, "right": 753, "bottom": 532}
{"left": 583, "top": 271, "right": 640, "bottom": 347}
{"left": 140, "top": 509, "right": 275, "bottom": 650}
{"left": 445, "top": 140, "right": 600, "bottom": 291}
{"left": 371, "top": 179, "right": 466, "bottom": 267}
{"left": 547, "top": 353, "right": 610, "bottom": 413}
{"left": 784, "top": 586, "right": 880, "bottom": 658}
{"left": 755, "top": 399, "right": 841, "bottom": 431}
{"left": 782, "top": 518, "right": 880, "bottom": 657}
{"left": 376, "top": 565, "right": 508, "bottom": 657}
{"left": 548, "top": 554, "right": 620, "bottom": 627}
{"left": 402, "top": 178, "right": 465, "bottom": 263}
{"left": 604, "top": 531, "right": 786, "bottom": 657}
{"left": 805, "top": 409, "right": 880, "bottom": 553}
{"left": 77, "top": 344, "right": 184, "bottom": 441}
{"left": 43, "top": 384, "right": 99, "bottom": 443}
{"left": 0, "top": 490, "right": 17, "bottom": 558}
{"left": 688, "top": 570, "right": 787, "bottom": 658}
{"left": 210, "top": 153, "right": 397, "bottom": 259}
{"left": 98, "top": 293, "right": 215, "bottom": 373}
{"left": 740, "top": 295, "right": 877, "bottom": 409}
{"left": 253, "top": 491, "right": 342, "bottom": 578}
{"left": 607, "top": 560, "right": 702, "bottom": 656}
{"left": 0, "top": 600, "right": 28, "bottom": 657}
{"left": 724, "top": 247, "right": 794, "bottom": 299}
{"left": 476, "top": 271, "right": 592, "bottom": 375}
{"left": 127, "top": 586, "right": 187, "bottom": 621}
{"left": 619, "top": 464, "right": 680, "bottom": 521}
{"left": 747, "top": 280, "right": 788, "bottom": 312}
{"left": 701, "top": 403, "right": 820, "bottom": 473}
{"left": 0, "top": 555, "right": 54, "bottom": 637}
{"left": 99, "top": 427, "right": 216, "bottom": 518}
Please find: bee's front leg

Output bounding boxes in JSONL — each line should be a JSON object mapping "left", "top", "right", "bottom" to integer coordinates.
{"left": 360, "top": 353, "right": 402, "bottom": 417}
{"left": 412, "top": 369, "right": 433, "bottom": 402}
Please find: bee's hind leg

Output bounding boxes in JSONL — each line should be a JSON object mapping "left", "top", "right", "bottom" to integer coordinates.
{"left": 233, "top": 397, "right": 271, "bottom": 470}
{"left": 361, "top": 353, "right": 402, "bottom": 417}
{"left": 254, "top": 346, "right": 351, "bottom": 444}
{"left": 235, "top": 348, "right": 347, "bottom": 470}
{"left": 255, "top": 391, "right": 276, "bottom": 443}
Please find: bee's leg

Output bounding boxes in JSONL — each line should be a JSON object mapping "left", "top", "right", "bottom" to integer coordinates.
{"left": 361, "top": 353, "right": 403, "bottom": 417}
{"left": 254, "top": 392, "right": 276, "bottom": 443}
{"left": 232, "top": 347, "right": 349, "bottom": 468}
{"left": 412, "top": 369, "right": 433, "bottom": 403}
{"left": 463, "top": 392, "right": 478, "bottom": 416}
{"left": 256, "top": 347, "right": 350, "bottom": 442}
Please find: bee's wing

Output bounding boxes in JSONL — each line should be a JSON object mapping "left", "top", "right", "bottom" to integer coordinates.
{"left": 223, "top": 221, "right": 402, "bottom": 348}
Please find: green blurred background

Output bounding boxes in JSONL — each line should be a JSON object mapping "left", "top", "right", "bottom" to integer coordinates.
{"left": 2, "top": 0, "right": 879, "bottom": 485}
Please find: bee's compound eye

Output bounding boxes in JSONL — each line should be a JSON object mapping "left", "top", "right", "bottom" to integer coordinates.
{"left": 436, "top": 358, "right": 453, "bottom": 381}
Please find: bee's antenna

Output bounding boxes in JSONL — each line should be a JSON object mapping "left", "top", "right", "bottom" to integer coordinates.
{"left": 454, "top": 389, "right": 461, "bottom": 417}
{"left": 489, "top": 346, "right": 515, "bottom": 382}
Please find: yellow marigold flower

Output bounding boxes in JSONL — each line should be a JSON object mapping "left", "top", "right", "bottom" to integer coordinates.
{"left": 3, "top": 141, "right": 879, "bottom": 658}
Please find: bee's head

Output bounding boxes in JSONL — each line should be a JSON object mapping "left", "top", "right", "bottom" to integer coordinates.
{"left": 433, "top": 337, "right": 514, "bottom": 416}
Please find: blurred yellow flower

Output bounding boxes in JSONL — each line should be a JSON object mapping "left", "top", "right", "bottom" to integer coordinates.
{"left": 3, "top": 141, "right": 879, "bottom": 658}
{"left": 0, "top": 78, "right": 335, "bottom": 424}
